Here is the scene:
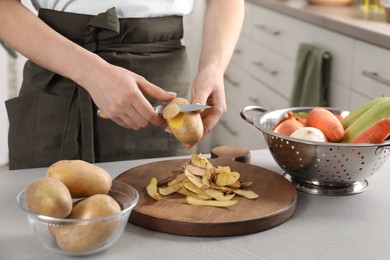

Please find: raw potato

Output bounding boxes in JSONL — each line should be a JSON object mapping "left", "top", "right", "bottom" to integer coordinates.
{"left": 25, "top": 177, "right": 72, "bottom": 218}
{"left": 163, "top": 97, "right": 203, "bottom": 146}
{"left": 54, "top": 194, "right": 121, "bottom": 252}
{"left": 46, "top": 160, "right": 112, "bottom": 198}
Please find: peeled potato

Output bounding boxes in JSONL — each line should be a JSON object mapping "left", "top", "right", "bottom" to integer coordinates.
{"left": 163, "top": 97, "right": 203, "bottom": 146}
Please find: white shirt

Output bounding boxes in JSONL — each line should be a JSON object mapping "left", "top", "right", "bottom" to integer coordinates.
{"left": 30, "top": 0, "right": 194, "bottom": 18}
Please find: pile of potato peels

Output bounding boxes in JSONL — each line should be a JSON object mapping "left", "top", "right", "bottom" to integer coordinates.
{"left": 146, "top": 153, "right": 259, "bottom": 207}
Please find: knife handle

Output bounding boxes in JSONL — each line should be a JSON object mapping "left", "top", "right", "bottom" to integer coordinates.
{"left": 96, "top": 106, "right": 162, "bottom": 119}
{"left": 97, "top": 109, "right": 108, "bottom": 119}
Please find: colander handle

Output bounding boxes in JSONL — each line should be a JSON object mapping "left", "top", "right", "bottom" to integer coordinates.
{"left": 379, "top": 142, "right": 390, "bottom": 150}
{"left": 240, "top": 106, "right": 270, "bottom": 125}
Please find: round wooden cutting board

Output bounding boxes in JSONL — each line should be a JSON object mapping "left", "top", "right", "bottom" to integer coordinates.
{"left": 115, "top": 154, "right": 297, "bottom": 237}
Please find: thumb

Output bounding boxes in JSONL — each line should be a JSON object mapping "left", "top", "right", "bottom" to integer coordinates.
{"left": 191, "top": 89, "right": 209, "bottom": 105}
{"left": 139, "top": 80, "right": 177, "bottom": 101}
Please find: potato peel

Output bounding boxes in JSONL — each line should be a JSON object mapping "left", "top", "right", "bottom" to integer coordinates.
{"left": 186, "top": 196, "right": 237, "bottom": 207}
{"left": 159, "top": 182, "right": 182, "bottom": 196}
{"left": 146, "top": 153, "right": 259, "bottom": 207}
{"left": 146, "top": 178, "right": 161, "bottom": 200}
{"left": 232, "top": 189, "right": 259, "bottom": 199}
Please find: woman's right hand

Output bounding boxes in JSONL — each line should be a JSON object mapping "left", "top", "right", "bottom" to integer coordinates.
{"left": 81, "top": 58, "right": 177, "bottom": 130}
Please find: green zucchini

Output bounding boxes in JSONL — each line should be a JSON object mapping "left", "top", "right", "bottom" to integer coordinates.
{"left": 341, "top": 96, "right": 390, "bottom": 129}
{"left": 342, "top": 98, "right": 390, "bottom": 143}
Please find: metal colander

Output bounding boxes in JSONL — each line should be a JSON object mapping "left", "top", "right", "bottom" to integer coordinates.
{"left": 241, "top": 106, "right": 390, "bottom": 196}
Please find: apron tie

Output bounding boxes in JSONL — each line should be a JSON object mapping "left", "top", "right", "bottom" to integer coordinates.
{"left": 83, "top": 7, "right": 120, "bottom": 52}
{"left": 62, "top": 7, "right": 121, "bottom": 163}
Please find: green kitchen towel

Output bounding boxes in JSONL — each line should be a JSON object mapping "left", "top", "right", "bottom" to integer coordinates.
{"left": 290, "top": 43, "right": 332, "bottom": 107}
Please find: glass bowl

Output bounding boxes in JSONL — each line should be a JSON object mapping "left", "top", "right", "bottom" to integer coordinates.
{"left": 17, "top": 180, "right": 139, "bottom": 256}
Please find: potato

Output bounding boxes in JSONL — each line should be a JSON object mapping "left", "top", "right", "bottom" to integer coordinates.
{"left": 163, "top": 97, "right": 203, "bottom": 146}
{"left": 54, "top": 194, "right": 121, "bottom": 252}
{"left": 25, "top": 177, "right": 72, "bottom": 218}
{"left": 46, "top": 160, "right": 112, "bottom": 198}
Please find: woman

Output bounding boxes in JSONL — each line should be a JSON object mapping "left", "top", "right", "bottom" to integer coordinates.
{"left": 0, "top": 0, "right": 244, "bottom": 169}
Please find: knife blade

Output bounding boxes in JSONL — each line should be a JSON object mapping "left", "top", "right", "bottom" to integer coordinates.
{"left": 97, "top": 103, "right": 211, "bottom": 118}
{"left": 153, "top": 103, "right": 211, "bottom": 115}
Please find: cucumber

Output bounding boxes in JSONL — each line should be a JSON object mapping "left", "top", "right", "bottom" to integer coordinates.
{"left": 342, "top": 99, "right": 390, "bottom": 143}
{"left": 341, "top": 96, "right": 390, "bottom": 129}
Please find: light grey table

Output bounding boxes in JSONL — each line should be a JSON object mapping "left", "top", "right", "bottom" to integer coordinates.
{"left": 1, "top": 149, "right": 390, "bottom": 260}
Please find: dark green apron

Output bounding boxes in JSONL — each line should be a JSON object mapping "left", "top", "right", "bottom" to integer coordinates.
{"left": 6, "top": 8, "right": 193, "bottom": 170}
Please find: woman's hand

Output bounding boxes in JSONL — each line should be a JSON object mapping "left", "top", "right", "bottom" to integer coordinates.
{"left": 188, "top": 0, "right": 244, "bottom": 147}
{"left": 191, "top": 66, "right": 227, "bottom": 138}
{"left": 82, "top": 60, "right": 177, "bottom": 130}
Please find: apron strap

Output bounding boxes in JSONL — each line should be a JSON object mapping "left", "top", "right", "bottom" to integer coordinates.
{"left": 62, "top": 8, "right": 122, "bottom": 163}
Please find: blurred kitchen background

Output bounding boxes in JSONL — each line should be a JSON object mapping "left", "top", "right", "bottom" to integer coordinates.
{"left": 1, "top": 0, "right": 390, "bottom": 167}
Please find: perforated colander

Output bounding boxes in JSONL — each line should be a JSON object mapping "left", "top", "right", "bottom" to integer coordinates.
{"left": 241, "top": 106, "right": 390, "bottom": 195}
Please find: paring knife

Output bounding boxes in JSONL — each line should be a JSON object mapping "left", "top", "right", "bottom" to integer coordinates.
{"left": 153, "top": 103, "right": 211, "bottom": 115}
{"left": 97, "top": 103, "right": 211, "bottom": 118}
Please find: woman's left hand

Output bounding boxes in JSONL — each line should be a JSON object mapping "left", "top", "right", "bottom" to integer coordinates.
{"left": 189, "top": 66, "right": 227, "bottom": 147}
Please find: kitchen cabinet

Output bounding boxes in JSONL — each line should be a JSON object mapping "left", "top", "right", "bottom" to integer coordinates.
{"left": 208, "top": 1, "right": 390, "bottom": 151}
{"left": 352, "top": 40, "right": 390, "bottom": 100}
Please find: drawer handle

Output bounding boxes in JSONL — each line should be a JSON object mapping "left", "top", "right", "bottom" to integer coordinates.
{"left": 362, "top": 71, "right": 390, "bottom": 87}
{"left": 255, "top": 24, "right": 280, "bottom": 36}
{"left": 253, "top": 61, "right": 278, "bottom": 76}
{"left": 220, "top": 120, "right": 238, "bottom": 136}
{"left": 224, "top": 74, "right": 240, "bottom": 87}
{"left": 249, "top": 97, "right": 260, "bottom": 105}
{"left": 234, "top": 48, "right": 242, "bottom": 54}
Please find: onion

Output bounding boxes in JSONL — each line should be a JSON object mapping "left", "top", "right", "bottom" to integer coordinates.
{"left": 290, "top": 127, "right": 327, "bottom": 142}
{"left": 273, "top": 112, "right": 305, "bottom": 136}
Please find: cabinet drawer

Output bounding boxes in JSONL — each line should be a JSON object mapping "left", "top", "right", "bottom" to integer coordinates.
{"left": 251, "top": 5, "right": 298, "bottom": 59}
{"left": 251, "top": 5, "right": 354, "bottom": 87}
{"left": 349, "top": 91, "right": 372, "bottom": 111}
{"left": 212, "top": 102, "right": 242, "bottom": 148}
{"left": 241, "top": 1, "right": 254, "bottom": 38}
{"left": 245, "top": 72, "right": 290, "bottom": 110}
{"left": 225, "top": 62, "right": 289, "bottom": 110}
{"left": 243, "top": 40, "right": 295, "bottom": 99}
{"left": 352, "top": 40, "right": 390, "bottom": 99}
{"left": 328, "top": 80, "right": 352, "bottom": 110}
{"left": 213, "top": 101, "right": 266, "bottom": 150}
{"left": 224, "top": 63, "right": 247, "bottom": 108}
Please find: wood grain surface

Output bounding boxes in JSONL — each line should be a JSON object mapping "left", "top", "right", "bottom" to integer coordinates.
{"left": 115, "top": 153, "right": 297, "bottom": 237}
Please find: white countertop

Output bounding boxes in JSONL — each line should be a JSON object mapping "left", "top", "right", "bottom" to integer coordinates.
{"left": 247, "top": 0, "right": 390, "bottom": 49}
{"left": 1, "top": 149, "right": 390, "bottom": 259}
